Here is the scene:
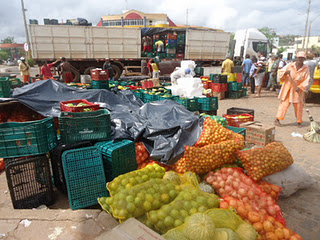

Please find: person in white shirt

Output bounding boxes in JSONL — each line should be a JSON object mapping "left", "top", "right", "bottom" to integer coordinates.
{"left": 170, "top": 68, "right": 191, "bottom": 85}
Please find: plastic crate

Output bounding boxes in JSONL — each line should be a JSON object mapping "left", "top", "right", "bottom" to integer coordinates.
{"left": 0, "top": 77, "right": 11, "bottom": 98}
{"left": 143, "top": 94, "right": 158, "bottom": 103}
{"left": 132, "top": 90, "right": 144, "bottom": 100}
{"left": 59, "top": 109, "right": 111, "bottom": 144}
{"left": 228, "top": 82, "right": 243, "bottom": 91}
{"left": 227, "top": 107, "right": 254, "bottom": 117}
{"left": 176, "top": 98, "right": 198, "bottom": 111}
{"left": 212, "top": 83, "right": 228, "bottom": 92}
{"left": 166, "top": 53, "right": 176, "bottom": 58}
{"left": 222, "top": 113, "right": 254, "bottom": 127}
{"left": 60, "top": 99, "right": 100, "bottom": 112}
{"left": 9, "top": 78, "right": 23, "bottom": 88}
{"left": 197, "top": 97, "right": 218, "bottom": 111}
{"left": 166, "top": 33, "right": 177, "bottom": 40}
{"left": 226, "top": 126, "right": 246, "bottom": 138}
{"left": 5, "top": 155, "right": 54, "bottom": 209}
{"left": 227, "top": 91, "right": 242, "bottom": 99}
{"left": 62, "top": 146, "right": 107, "bottom": 209}
{"left": 210, "top": 74, "right": 228, "bottom": 84}
{"left": 242, "top": 88, "right": 247, "bottom": 97}
{"left": 95, "top": 140, "right": 137, "bottom": 182}
{"left": 90, "top": 69, "right": 108, "bottom": 81}
{"left": 0, "top": 118, "right": 58, "bottom": 158}
{"left": 50, "top": 141, "right": 93, "bottom": 194}
{"left": 92, "top": 80, "right": 109, "bottom": 89}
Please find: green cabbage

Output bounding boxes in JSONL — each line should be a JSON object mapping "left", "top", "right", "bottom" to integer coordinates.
{"left": 214, "top": 228, "right": 240, "bottom": 240}
{"left": 206, "top": 209, "right": 243, "bottom": 231}
{"left": 235, "top": 223, "right": 257, "bottom": 240}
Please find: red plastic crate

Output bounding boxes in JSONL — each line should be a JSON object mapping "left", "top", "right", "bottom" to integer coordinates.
{"left": 60, "top": 99, "right": 100, "bottom": 112}
{"left": 90, "top": 69, "right": 108, "bottom": 81}
{"left": 222, "top": 113, "right": 254, "bottom": 127}
{"left": 153, "top": 34, "right": 160, "bottom": 40}
{"left": 236, "top": 73, "right": 243, "bottom": 83}
{"left": 142, "top": 80, "right": 153, "bottom": 89}
{"left": 202, "top": 80, "right": 210, "bottom": 89}
{"left": 177, "top": 54, "right": 184, "bottom": 58}
{"left": 212, "top": 83, "right": 228, "bottom": 92}
{"left": 125, "top": 85, "right": 141, "bottom": 90}
{"left": 167, "top": 33, "right": 177, "bottom": 40}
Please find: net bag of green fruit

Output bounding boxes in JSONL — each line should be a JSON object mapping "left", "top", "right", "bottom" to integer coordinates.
{"left": 107, "top": 164, "right": 166, "bottom": 196}
{"left": 237, "top": 142, "right": 294, "bottom": 181}
{"left": 148, "top": 185, "right": 219, "bottom": 234}
{"left": 103, "top": 178, "right": 181, "bottom": 221}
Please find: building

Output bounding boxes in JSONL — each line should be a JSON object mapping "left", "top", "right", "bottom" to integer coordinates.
{"left": 295, "top": 36, "right": 320, "bottom": 50}
{"left": 97, "top": 10, "right": 177, "bottom": 28}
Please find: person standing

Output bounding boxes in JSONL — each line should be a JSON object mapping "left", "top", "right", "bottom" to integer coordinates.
{"left": 241, "top": 54, "right": 252, "bottom": 89}
{"left": 254, "top": 52, "right": 266, "bottom": 97}
{"left": 18, "top": 57, "right": 30, "bottom": 83}
{"left": 274, "top": 51, "right": 310, "bottom": 128}
{"left": 304, "top": 53, "right": 318, "bottom": 91}
{"left": 221, "top": 56, "right": 234, "bottom": 74}
{"left": 267, "top": 56, "right": 278, "bottom": 91}
{"left": 266, "top": 54, "right": 275, "bottom": 90}
{"left": 249, "top": 55, "right": 257, "bottom": 94}
{"left": 150, "top": 59, "right": 160, "bottom": 79}
{"left": 40, "top": 59, "right": 61, "bottom": 80}
{"left": 60, "top": 57, "right": 74, "bottom": 83}
{"left": 147, "top": 58, "right": 153, "bottom": 78}
{"left": 102, "top": 58, "right": 115, "bottom": 81}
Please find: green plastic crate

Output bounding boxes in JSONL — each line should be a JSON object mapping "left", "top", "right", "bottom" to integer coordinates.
{"left": 228, "top": 82, "right": 242, "bottom": 91}
{"left": 177, "top": 34, "right": 185, "bottom": 40}
{"left": 62, "top": 146, "right": 107, "bottom": 209}
{"left": 166, "top": 44, "right": 177, "bottom": 49}
{"left": 166, "top": 53, "right": 177, "bottom": 58}
{"left": 143, "top": 94, "right": 158, "bottom": 103}
{"left": 197, "top": 97, "right": 218, "bottom": 111}
{"left": 0, "top": 117, "right": 58, "bottom": 158}
{"left": 241, "top": 88, "right": 247, "bottom": 97}
{"left": 226, "top": 126, "right": 246, "bottom": 138}
{"left": 132, "top": 90, "right": 144, "bottom": 100}
{"left": 227, "top": 91, "right": 242, "bottom": 99}
{"left": 92, "top": 80, "right": 109, "bottom": 90}
{"left": 0, "top": 77, "right": 11, "bottom": 98}
{"left": 59, "top": 109, "right": 111, "bottom": 144}
{"left": 195, "top": 67, "right": 204, "bottom": 76}
{"left": 176, "top": 98, "right": 198, "bottom": 111}
{"left": 9, "top": 78, "right": 23, "bottom": 88}
{"left": 177, "top": 39, "right": 185, "bottom": 44}
{"left": 95, "top": 140, "right": 137, "bottom": 182}
{"left": 156, "top": 53, "right": 166, "bottom": 59}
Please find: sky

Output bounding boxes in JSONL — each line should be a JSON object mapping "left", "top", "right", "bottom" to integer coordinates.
{"left": 1, "top": 0, "right": 320, "bottom": 43}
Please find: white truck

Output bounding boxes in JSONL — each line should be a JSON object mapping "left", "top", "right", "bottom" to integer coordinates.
{"left": 232, "top": 28, "right": 270, "bottom": 62}
{"left": 29, "top": 25, "right": 230, "bottom": 79}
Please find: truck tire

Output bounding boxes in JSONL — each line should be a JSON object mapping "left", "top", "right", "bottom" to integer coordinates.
{"left": 112, "top": 65, "right": 122, "bottom": 80}
{"left": 84, "top": 67, "right": 96, "bottom": 75}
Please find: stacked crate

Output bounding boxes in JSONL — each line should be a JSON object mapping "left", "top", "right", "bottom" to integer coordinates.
{"left": 165, "top": 33, "right": 177, "bottom": 58}
{"left": 210, "top": 74, "right": 228, "bottom": 100}
{"left": 176, "top": 33, "right": 186, "bottom": 59}
{"left": 0, "top": 77, "right": 11, "bottom": 98}
{"left": 90, "top": 68, "right": 109, "bottom": 90}
{"left": 227, "top": 82, "right": 244, "bottom": 99}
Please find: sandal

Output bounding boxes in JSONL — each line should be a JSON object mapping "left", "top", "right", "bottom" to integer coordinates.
{"left": 274, "top": 119, "right": 282, "bottom": 127}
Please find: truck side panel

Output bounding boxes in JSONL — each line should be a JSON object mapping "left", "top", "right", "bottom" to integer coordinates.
{"left": 185, "top": 30, "right": 230, "bottom": 60}
{"left": 30, "top": 25, "right": 141, "bottom": 59}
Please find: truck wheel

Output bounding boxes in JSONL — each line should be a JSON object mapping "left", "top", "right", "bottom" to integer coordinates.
{"left": 112, "top": 65, "right": 122, "bottom": 80}
{"left": 84, "top": 67, "right": 96, "bottom": 75}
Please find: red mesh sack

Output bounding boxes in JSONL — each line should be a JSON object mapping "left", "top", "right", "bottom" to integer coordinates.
{"left": 205, "top": 167, "right": 286, "bottom": 226}
{"left": 137, "top": 158, "right": 171, "bottom": 171}
{"left": 135, "top": 142, "right": 149, "bottom": 164}
{"left": 238, "top": 142, "right": 294, "bottom": 181}
{"left": 195, "top": 117, "right": 244, "bottom": 147}
{"left": 256, "top": 180, "right": 282, "bottom": 202}
{"left": 183, "top": 139, "right": 245, "bottom": 175}
{"left": 172, "top": 157, "right": 187, "bottom": 173}
{"left": 221, "top": 196, "right": 302, "bottom": 240}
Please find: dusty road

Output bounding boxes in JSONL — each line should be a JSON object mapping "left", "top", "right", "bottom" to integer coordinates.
{"left": 0, "top": 76, "right": 319, "bottom": 239}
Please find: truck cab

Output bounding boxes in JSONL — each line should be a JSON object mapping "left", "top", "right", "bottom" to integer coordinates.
{"left": 232, "top": 28, "right": 269, "bottom": 63}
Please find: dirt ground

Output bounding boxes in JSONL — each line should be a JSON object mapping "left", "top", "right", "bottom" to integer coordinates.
{"left": 0, "top": 66, "right": 319, "bottom": 239}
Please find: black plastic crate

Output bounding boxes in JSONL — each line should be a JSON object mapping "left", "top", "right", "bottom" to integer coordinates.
{"left": 50, "top": 141, "right": 93, "bottom": 194}
{"left": 227, "top": 107, "right": 254, "bottom": 117}
{"left": 5, "top": 155, "right": 54, "bottom": 209}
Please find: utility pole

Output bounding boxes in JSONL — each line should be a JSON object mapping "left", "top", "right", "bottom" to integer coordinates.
{"left": 20, "top": 0, "right": 32, "bottom": 59}
{"left": 186, "top": 8, "right": 189, "bottom": 26}
{"left": 306, "top": 13, "right": 320, "bottom": 51}
{"left": 302, "top": 0, "right": 311, "bottom": 51}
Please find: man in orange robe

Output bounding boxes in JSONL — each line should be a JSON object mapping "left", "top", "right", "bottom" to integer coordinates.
{"left": 274, "top": 51, "right": 310, "bottom": 128}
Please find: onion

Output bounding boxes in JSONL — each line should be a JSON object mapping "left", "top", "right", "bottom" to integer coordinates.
{"left": 231, "top": 192, "right": 238, "bottom": 198}
{"left": 263, "top": 220, "right": 275, "bottom": 232}
{"left": 233, "top": 171, "right": 239, "bottom": 178}
{"left": 248, "top": 211, "right": 261, "bottom": 223}
{"left": 219, "top": 180, "right": 225, "bottom": 188}
{"left": 232, "top": 181, "right": 239, "bottom": 189}
{"left": 227, "top": 168, "right": 233, "bottom": 174}
{"left": 225, "top": 185, "right": 232, "bottom": 193}
{"left": 229, "top": 199, "right": 238, "bottom": 208}
{"left": 248, "top": 190, "right": 255, "bottom": 200}
{"left": 212, "top": 182, "right": 219, "bottom": 189}
{"left": 267, "top": 206, "right": 276, "bottom": 216}
{"left": 225, "top": 179, "right": 232, "bottom": 186}
{"left": 239, "top": 188, "right": 247, "bottom": 197}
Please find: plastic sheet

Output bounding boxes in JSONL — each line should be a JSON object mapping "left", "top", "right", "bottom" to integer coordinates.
{"left": 12, "top": 80, "right": 202, "bottom": 164}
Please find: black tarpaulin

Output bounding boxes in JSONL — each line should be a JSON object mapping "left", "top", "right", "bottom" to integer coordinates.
{"left": 12, "top": 79, "right": 202, "bottom": 165}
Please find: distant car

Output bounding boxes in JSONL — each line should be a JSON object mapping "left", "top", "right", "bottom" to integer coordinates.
{"left": 5, "top": 60, "right": 16, "bottom": 66}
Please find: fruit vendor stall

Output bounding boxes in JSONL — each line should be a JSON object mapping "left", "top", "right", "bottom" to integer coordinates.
{"left": 0, "top": 79, "right": 314, "bottom": 240}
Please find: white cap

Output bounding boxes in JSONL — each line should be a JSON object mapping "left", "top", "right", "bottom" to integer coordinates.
{"left": 20, "top": 57, "right": 25, "bottom": 60}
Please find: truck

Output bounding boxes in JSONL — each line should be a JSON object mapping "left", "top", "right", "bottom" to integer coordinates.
{"left": 29, "top": 24, "right": 230, "bottom": 79}
{"left": 231, "top": 28, "right": 270, "bottom": 63}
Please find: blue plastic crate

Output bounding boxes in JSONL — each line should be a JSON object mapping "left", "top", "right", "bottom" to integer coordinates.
{"left": 62, "top": 146, "right": 107, "bottom": 210}
{"left": 95, "top": 140, "right": 137, "bottom": 182}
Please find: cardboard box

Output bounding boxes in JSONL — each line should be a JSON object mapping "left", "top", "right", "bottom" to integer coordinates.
{"left": 239, "top": 121, "right": 275, "bottom": 146}
{"left": 212, "top": 91, "right": 225, "bottom": 100}
{"left": 96, "top": 218, "right": 165, "bottom": 240}
{"left": 141, "top": 78, "right": 161, "bottom": 89}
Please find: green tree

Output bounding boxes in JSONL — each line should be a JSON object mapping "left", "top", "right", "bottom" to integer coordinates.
{"left": 277, "top": 47, "right": 289, "bottom": 55}
{"left": 258, "top": 27, "right": 277, "bottom": 51}
{"left": 228, "top": 32, "right": 235, "bottom": 55}
{"left": 311, "top": 45, "right": 320, "bottom": 56}
{"left": 0, "top": 37, "right": 16, "bottom": 61}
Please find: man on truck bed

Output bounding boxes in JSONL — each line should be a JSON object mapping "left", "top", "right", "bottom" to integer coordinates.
{"left": 60, "top": 57, "right": 74, "bottom": 83}
{"left": 155, "top": 40, "right": 164, "bottom": 53}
